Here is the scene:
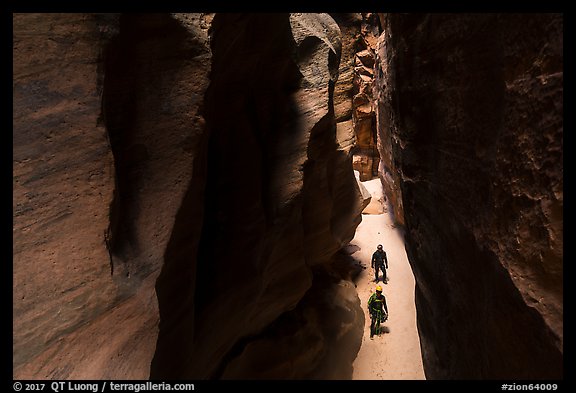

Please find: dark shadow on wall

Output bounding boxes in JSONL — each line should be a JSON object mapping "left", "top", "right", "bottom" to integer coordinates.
{"left": 150, "top": 13, "right": 367, "bottom": 379}
{"left": 384, "top": 13, "right": 563, "bottom": 379}
{"left": 150, "top": 13, "right": 305, "bottom": 379}
{"left": 215, "top": 263, "right": 365, "bottom": 379}
{"left": 102, "top": 14, "right": 191, "bottom": 281}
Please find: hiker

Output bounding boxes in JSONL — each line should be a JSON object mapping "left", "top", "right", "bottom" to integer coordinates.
{"left": 371, "top": 244, "right": 388, "bottom": 283}
{"left": 368, "top": 285, "right": 388, "bottom": 339}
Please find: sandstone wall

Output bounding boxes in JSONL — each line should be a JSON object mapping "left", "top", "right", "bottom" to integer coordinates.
{"left": 374, "top": 18, "right": 404, "bottom": 225}
{"left": 376, "top": 13, "right": 563, "bottom": 379}
{"left": 151, "top": 13, "right": 367, "bottom": 379}
{"left": 331, "top": 14, "right": 381, "bottom": 181}
{"left": 13, "top": 13, "right": 212, "bottom": 379}
{"left": 331, "top": 13, "right": 360, "bottom": 155}
{"left": 350, "top": 13, "right": 381, "bottom": 181}
{"left": 14, "top": 12, "right": 366, "bottom": 380}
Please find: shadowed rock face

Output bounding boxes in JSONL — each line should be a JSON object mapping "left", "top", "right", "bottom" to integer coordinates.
{"left": 220, "top": 265, "right": 364, "bottom": 379}
{"left": 374, "top": 19, "right": 404, "bottom": 226}
{"left": 331, "top": 13, "right": 362, "bottom": 126}
{"left": 13, "top": 12, "right": 365, "bottom": 380}
{"left": 16, "top": 12, "right": 561, "bottom": 381}
{"left": 151, "top": 13, "right": 366, "bottom": 379}
{"left": 13, "top": 13, "right": 212, "bottom": 379}
{"left": 103, "top": 13, "right": 213, "bottom": 285}
{"left": 376, "top": 13, "right": 563, "bottom": 379}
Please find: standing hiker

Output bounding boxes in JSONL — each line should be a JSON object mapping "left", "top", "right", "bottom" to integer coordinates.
{"left": 371, "top": 244, "right": 388, "bottom": 283}
{"left": 368, "top": 285, "right": 388, "bottom": 339}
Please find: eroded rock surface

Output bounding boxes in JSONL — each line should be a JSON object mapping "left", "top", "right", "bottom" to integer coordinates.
{"left": 13, "top": 13, "right": 212, "bottom": 379}
{"left": 14, "top": 12, "right": 366, "bottom": 380}
{"left": 376, "top": 13, "right": 563, "bottom": 379}
{"left": 374, "top": 20, "right": 404, "bottom": 226}
{"left": 351, "top": 14, "right": 381, "bottom": 181}
{"left": 15, "top": 12, "right": 561, "bottom": 381}
{"left": 151, "top": 13, "right": 367, "bottom": 379}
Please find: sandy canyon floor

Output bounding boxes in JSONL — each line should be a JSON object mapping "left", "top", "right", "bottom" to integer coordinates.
{"left": 350, "top": 179, "right": 425, "bottom": 380}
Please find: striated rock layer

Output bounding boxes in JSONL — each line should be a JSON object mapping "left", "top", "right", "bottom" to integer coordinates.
{"left": 374, "top": 18, "right": 404, "bottom": 225}
{"left": 14, "top": 12, "right": 366, "bottom": 380}
{"left": 150, "top": 13, "right": 367, "bottom": 379}
{"left": 376, "top": 14, "right": 563, "bottom": 378}
{"left": 350, "top": 13, "right": 381, "bottom": 182}
{"left": 331, "top": 13, "right": 361, "bottom": 156}
{"left": 331, "top": 13, "right": 381, "bottom": 181}
{"left": 13, "top": 13, "right": 213, "bottom": 379}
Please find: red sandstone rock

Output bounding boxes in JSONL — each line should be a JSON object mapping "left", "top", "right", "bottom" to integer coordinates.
{"left": 150, "top": 13, "right": 367, "bottom": 379}
{"left": 376, "top": 13, "right": 563, "bottom": 379}
{"left": 13, "top": 13, "right": 213, "bottom": 379}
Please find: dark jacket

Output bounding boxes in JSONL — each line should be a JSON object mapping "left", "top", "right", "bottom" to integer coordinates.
{"left": 371, "top": 250, "right": 388, "bottom": 269}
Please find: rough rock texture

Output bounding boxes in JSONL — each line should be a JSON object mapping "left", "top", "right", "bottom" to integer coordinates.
{"left": 103, "top": 13, "right": 213, "bottom": 284}
{"left": 151, "top": 13, "right": 367, "bottom": 379}
{"left": 331, "top": 13, "right": 361, "bottom": 156}
{"left": 331, "top": 13, "right": 362, "bottom": 125}
{"left": 331, "top": 13, "right": 381, "bottom": 181}
{"left": 377, "top": 14, "right": 563, "bottom": 379}
{"left": 221, "top": 266, "right": 364, "bottom": 379}
{"left": 13, "top": 13, "right": 212, "bottom": 379}
{"left": 351, "top": 14, "right": 381, "bottom": 181}
{"left": 374, "top": 18, "right": 404, "bottom": 226}
{"left": 14, "top": 12, "right": 367, "bottom": 380}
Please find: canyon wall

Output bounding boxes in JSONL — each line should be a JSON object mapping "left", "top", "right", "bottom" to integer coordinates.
{"left": 331, "top": 13, "right": 381, "bottom": 182}
{"left": 14, "top": 13, "right": 366, "bottom": 379}
{"left": 151, "top": 13, "right": 366, "bottom": 379}
{"left": 15, "top": 12, "right": 562, "bottom": 381}
{"left": 350, "top": 13, "right": 381, "bottom": 182}
{"left": 13, "top": 13, "right": 213, "bottom": 379}
{"left": 376, "top": 14, "right": 563, "bottom": 379}
{"left": 331, "top": 12, "right": 361, "bottom": 150}
{"left": 374, "top": 15, "right": 404, "bottom": 225}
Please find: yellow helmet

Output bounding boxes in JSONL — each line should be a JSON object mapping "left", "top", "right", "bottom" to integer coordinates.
{"left": 376, "top": 285, "right": 382, "bottom": 292}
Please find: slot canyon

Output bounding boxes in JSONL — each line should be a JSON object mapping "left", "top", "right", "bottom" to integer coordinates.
{"left": 13, "top": 13, "right": 562, "bottom": 380}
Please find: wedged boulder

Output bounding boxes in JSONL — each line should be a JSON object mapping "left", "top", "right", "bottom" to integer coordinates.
{"left": 355, "top": 171, "right": 373, "bottom": 212}
{"left": 355, "top": 49, "right": 375, "bottom": 68}
{"left": 361, "top": 178, "right": 385, "bottom": 215}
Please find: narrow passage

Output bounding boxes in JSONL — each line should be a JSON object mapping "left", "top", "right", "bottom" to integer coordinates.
{"left": 350, "top": 179, "right": 425, "bottom": 380}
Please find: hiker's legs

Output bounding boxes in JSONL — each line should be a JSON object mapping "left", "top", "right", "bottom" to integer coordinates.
{"left": 370, "top": 316, "right": 377, "bottom": 337}
{"left": 374, "top": 265, "right": 380, "bottom": 282}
